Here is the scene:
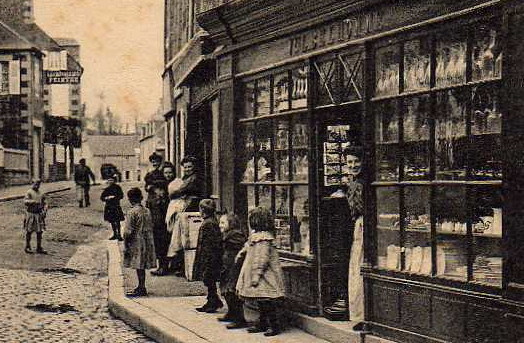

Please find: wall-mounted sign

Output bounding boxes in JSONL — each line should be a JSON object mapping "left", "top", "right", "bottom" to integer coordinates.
{"left": 45, "top": 70, "right": 82, "bottom": 84}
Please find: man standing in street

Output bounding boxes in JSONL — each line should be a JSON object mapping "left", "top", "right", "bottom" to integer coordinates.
{"left": 75, "top": 158, "right": 96, "bottom": 208}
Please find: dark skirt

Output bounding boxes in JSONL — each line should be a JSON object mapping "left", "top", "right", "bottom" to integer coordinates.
{"left": 153, "top": 223, "right": 171, "bottom": 258}
{"left": 220, "top": 251, "right": 244, "bottom": 295}
{"left": 104, "top": 205, "right": 125, "bottom": 222}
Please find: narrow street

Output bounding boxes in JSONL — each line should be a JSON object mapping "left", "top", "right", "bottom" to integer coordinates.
{"left": 0, "top": 183, "right": 154, "bottom": 342}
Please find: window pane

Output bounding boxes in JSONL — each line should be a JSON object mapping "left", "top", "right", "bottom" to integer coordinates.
{"left": 274, "top": 72, "right": 290, "bottom": 113}
{"left": 258, "top": 185, "right": 272, "bottom": 211}
{"left": 375, "top": 45, "right": 400, "bottom": 97}
{"left": 472, "top": 186, "right": 503, "bottom": 287}
{"left": 247, "top": 186, "right": 256, "bottom": 212}
{"left": 291, "top": 118, "right": 309, "bottom": 182}
{"left": 292, "top": 186, "right": 310, "bottom": 255}
{"left": 472, "top": 22, "right": 502, "bottom": 81}
{"left": 256, "top": 121, "right": 274, "bottom": 182}
{"left": 375, "top": 100, "right": 399, "bottom": 181}
{"left": 376, "top": 187, "right": 400, "bottom": 270}
{"left": 275, "top": 186, "right": 291, "bottom": 251}
{"left": 404, "top": 38, "right": 431, "bottom": 92}
{"left": 256, "top": 77, "right": 271, "bottom": 116}
{"left": 274, "top": 119, "right": 290, "bottom": 182}
{"left": 436, "top": 32, "right": 467, "bottom": 87}
{"left": 404, "top": 186, "right": 431, "bottom": 275}
{"left": 240, "top": 122, "right": 255, "bottom": 182}
{"left": 314, "top": 59, "right": 337, "bottom": 106}
{"left": 291, "top": 65, "right": 308, "bottom": 109}
{"left": 404, "top": 95, "right": 430, "bottom": 180}
{"left": 435, "top": 186, "right": 468, "bottom": 281}
{"left": 471, "top": 85, "right": 502, "bottom": 180}
{"left": 340, "top": 52, "right": 363, "bottom": 102}
{"left": 242, "top": 81, "right": 255, "bottom": 119}
{"left": 435, "top": 89, "right": 468, "bottom": 180}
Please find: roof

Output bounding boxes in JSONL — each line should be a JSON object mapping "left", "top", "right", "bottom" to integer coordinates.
{"left": 0, "top": 20, "right": 37, "bottom": 50}
{"left": 54, "top": 38, "right": 80, "bottom": 46}
{"left": 18, "top": 23, "right": 61, "bottom": 50}
{"left": 84, "top": 135, "right": 139, "bottom": 156}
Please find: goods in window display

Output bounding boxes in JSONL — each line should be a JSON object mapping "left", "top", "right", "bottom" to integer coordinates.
{"left": 292, "top": 67, "right": 308, "bottom": 108}
{"left": 274, "top": 75, "right": 289, "bottom": 112}
{"left": 292, "top": 154, "right": 309, "bottom": 181}
{"left": 404, "top": 39, "right": 431, "bottom": 92}
{"left": 473, "top": 255, "right": 502, "bottom": 285}
{"left": 473, "top": 27, "right": 502, "bottom": 81}
{"left": 436, "top": 39, "right": 467, "bottom": 87}
{"left": 257, "top": 157, "right": 272, "bottom": 181}
{"left": 293, "top": 124, "right": 308, "bottom": 147}
{"left": 243, "top": 157, "right": 255, "bottom": 182}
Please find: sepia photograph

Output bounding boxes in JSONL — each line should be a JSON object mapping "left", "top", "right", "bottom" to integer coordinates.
{"left": 0, "top": 0, "right": 521, "bottom": 342}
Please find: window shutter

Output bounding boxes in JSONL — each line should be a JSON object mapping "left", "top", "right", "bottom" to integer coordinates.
{"left": 9, "top": 60, "right": 20, "bottom": 95}
{"left": 60, "top": 51, "right": 68, "bottom": 70}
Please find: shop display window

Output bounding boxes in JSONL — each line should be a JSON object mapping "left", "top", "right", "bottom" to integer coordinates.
{"left": 274, "top": 72, "right": 290, "bottom": 113}
{"left": 293, "top": 186, "right": 311, "bottom": 255}
{"left": 436, "top": 32, "right": 467, "bottom": 87}
{"left": 375, "top": 45, "right": 400, "bottom": 97}
{"left": 292, "top": 118, "right": 309, "bottom": 182}
{"left": 291, "top": 66, "right": 308, "bottom": 109}
{"left": 376, "top": 187, "right": 400, "bottom": 270}
{"left": 255, "top": 121, "right": 274, "bottom": 182}
{"left": 404, "top": 38, "right": 431, "bottom": 92}
{"left": 404, "top": 95, "right": 430, "bottom": 181}
{"left": 435, "top": 89, "right": 468, "bottom": 180}
{"left": 240, "top": 70, "right": 311, "bottom": 256}
{"left": 472, "top": 22, "right": 502, "bottom": 82}
{"left": 240, "top": 122, "right": 255, "bottom": 182}
{"left": 256, "top": 77, "right": 271, "bottom": 116}
{"left": 372, "top": 19, "right": 503, "bottom": 287}
{"left": 375, "top": 100, "right": 399, "bottom": 181}
{"left": 243, "top": 81, "right": 255, "bottom": 119}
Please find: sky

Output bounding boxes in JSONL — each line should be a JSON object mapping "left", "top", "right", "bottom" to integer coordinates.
{"left": 33, "top": 0, "right": 165, "bottom": 127}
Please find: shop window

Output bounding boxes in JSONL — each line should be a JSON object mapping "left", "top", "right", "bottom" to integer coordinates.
{"left": 375, "top": 45, "right": 400, "bottom": 97}
{"left": 371, "top": 19, "right": 503, "bottom": 287}
{"left": 375, "top": 100, "right": 399, "bottom": 181}
{"left": 291, "top": 66, "right": 308, "bottom": 109}
{"left": 403, "top": 37, "right": 431, "bottom": 92}
{"left": 435, "top": 31, "right": 467, "bottom": 87}
{"left": 0, "top": 62, "right": 9, "bottom": 95}
{"left": 240, "top": 70, "right": 310, "bottom": 255}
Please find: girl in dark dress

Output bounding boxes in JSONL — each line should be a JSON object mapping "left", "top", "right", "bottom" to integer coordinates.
{"left": 100, "top": 175, "right": 125, "bottom": 241}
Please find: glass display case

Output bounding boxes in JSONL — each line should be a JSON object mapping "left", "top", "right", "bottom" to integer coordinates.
{"left": 372, "top": 19, "right": 503, "bottom": 287}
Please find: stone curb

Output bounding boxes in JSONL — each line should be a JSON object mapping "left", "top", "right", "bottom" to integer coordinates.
{"left": 0, "top": 186, "right": 71, "bottom": 203}
{"left": 106, "top": 241, "right": 209, "bottom": 343}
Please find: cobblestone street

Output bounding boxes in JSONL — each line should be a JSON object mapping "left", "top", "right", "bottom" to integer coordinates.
{"left": 0, "top": 183, "right": 154, "bottom": 342}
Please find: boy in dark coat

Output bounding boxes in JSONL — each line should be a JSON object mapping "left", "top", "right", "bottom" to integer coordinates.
{"left": 194, "top": 199, "right": 223, "bottom": 313}
{"left": 217, "top": 213, "right": 247, "bottom": 328}
{"left": 100, "top": 175, "right": 125, "bottom": 240}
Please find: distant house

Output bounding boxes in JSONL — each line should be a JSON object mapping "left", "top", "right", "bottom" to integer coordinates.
{"left": 80, "top": 135, "right": 139, "bottom": 182}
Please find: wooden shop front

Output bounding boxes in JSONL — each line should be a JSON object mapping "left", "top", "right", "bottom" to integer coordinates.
{"left": 198, "top": 0, "right": 524, "bottom": 341}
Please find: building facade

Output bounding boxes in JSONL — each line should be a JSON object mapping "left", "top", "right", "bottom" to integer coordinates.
{"left": 80, "top": 135, "right": 139, "bottom": 182}
{"left": 162, "top": 0, "right": 524, "bottom": 342}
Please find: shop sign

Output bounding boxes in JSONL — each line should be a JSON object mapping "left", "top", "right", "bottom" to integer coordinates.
{"left": 45, "top": 70, "right": 82, "bottom": 84}
{"left": 289, "top": 12, "right": 382, "bottom": 56}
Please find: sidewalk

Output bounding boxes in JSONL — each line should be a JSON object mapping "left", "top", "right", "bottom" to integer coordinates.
{"left": 0, "top": 180, "right": 73, "bottom": 202}
{"left": 107, "top": 242, "right": 393, "bottom": 343}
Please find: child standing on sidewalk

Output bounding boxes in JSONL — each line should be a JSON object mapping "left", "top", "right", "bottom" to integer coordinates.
{"left": 194, "top": 199, "right": 223, "bottom": 313}
{"left": 217, "top": 213, "right": 247, "bottom": 329}
{"left": 23, "top": 179, "right": 48, "bottom": 254}
{"left": 100, "top": 175, "right": 125, "bottom": 241}
{"left": 236, "top": 207, "right": 285, "bottom": 337}
{"left": 123, "top": 187, "right": 156, "bottom": 297}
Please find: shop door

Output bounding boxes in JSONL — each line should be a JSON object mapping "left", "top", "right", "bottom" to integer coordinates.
{"left": 316, "top": 107, "right": 362, "bottom": 315}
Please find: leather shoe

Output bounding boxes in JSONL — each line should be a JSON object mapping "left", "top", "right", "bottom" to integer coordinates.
{"left": 24, "top": 247, "right": 33, "bottom": 254}
{"left": 36, "top": 248, "right": 48, "bottom": 255}
{"left": 226, "top": 322, "right": 248, "bottom": 329}
{"left": 217, "top": 315, "right": 233, "bottom": 322}
{"left": 151, "top": 268, "right": 168, "bottom": 276}
{"left": 247, "top": 326, "right": 267, "bottom": 333}
{"left": 126, "top": 287, "right": 147, "bottom": 297}
{"left": 264, "top": 327, "right": 281, "bottom": 337}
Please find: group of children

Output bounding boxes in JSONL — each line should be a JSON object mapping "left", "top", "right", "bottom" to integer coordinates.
{"left": 22, "top": 174, "right": 286, "bottom": 336}
{"left": 120, "top": 189, "right": 286, "bottom": 336}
